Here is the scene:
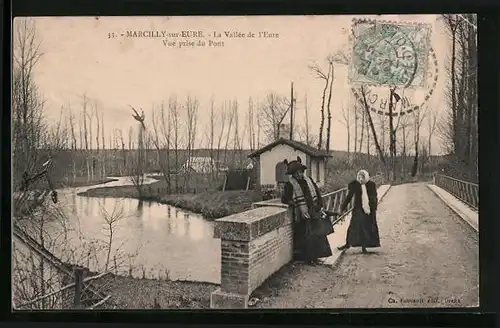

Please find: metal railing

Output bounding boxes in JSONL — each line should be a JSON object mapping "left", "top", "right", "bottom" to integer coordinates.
{"left": 254, "top": 174, "right": 385, "bottom": 225}
{"left": 434, "top": 174, "right": 478, "bottom": 211}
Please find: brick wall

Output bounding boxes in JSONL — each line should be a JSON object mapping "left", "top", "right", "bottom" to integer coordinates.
{"left": 211, "top": 206, "right": 292, "bottom": 308}
{"left": 248, "top": 225, "right": 293, "bottom": 293}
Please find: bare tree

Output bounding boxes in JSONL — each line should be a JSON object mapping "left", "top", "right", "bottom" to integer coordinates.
{"left": 260, "top": 92, "right": 289, "bottom": 142}
{"left": 309, "top": 53, "right": 347, "bottom": 151}
{"left": 12, "top": 18, "right": 62, "bottom": 215}
{"left": 325, "top": 59, "right": 335, "bottom": 153}
{"left": 223, "top": 100, "right": 235, "bottom": 165}
{"left": 101, "top": 111, "right": 106, "bottom": 180}
{"left": 440, "top": 14, "right": 478, "bottom": 180}
{"left": 169, "top": 96, "right": 181, "bottom": 191}
{"left": 256, "top": 96, "right": 262, "bottom": 148}
{"left": 79, "top": 117, "right": 84, "bottom": 150}
{"left": 128, "top": 126, "right": 133, "bottom": 150}
{"left": 366, "top": 112, "right": 371, "bottom": 156}
{"left": 12, "top": 18, "right": 44, "bottom": 188}
{"left": 82, "top": 96, "right": 93, "bottom": 181}
{"left": 233, "top": 100, "right": 247, "bottom": 168}
{"left": 425, "top": 107, "right": 438, "bottom": 156}
{"left": 183, "top": 96, "right": 199, "bottom": 190}
{"left": 10, "top": 20, "right": 96, "bottom": 308}
{"left": 67, "top": 104, "right": 77, "bottom": 151}
{"left": 67, "top": 104, "right": 78, "bottom": 182}
{"left": 359, "top": 101, "right": 366, "bottom": 153}
{"left": 205, "top": 96, "right": 218, "bottom": 184}
{"left": 232, "top": 100, "right": 239, "bottom": 165}
{"left": 247, "top": 97, "right": 256, "bottom": 152}
{"left": 215, "top": 101, "right": 228, "bottom": 174}
{"left": 99, "top": 202, "right": 127, "bottom": 272}
{"left": 295, "top": 94, "right": 318, "bottom": 147}
{"left": 309, "top": 63, "right": 329, "bottom": 149}
{"left": 338, "top": 103, "right": 351, "bottom": 156}
{"left": 353, "top": 97, "right": 359, "bottom": 153}
{"left": 94, "top": 103, "right": 101, "bottom": 179}
{"left": 409, "top": 106, "right": 428, "bottom": 177}
{"left": 358, "top": 86, "right": 387, "bottom": 169}
{"left": 88, "top": 105, "right": 95, "bottom": 180}
{"left": 151, "top": 102, "right": 172, "bottom": 193}
{"left": 397, "top": 114, "right": 412, "bottom": 176}
{"left": 304, "top": 93, "right": 312, "bottom": 146}
{"left": 129, "top": 106, "right": 146, "bottom": 198}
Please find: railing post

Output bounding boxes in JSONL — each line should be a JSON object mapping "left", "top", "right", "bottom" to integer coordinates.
{"left": 73, "top": 267, "right": 83, "bottom": 309}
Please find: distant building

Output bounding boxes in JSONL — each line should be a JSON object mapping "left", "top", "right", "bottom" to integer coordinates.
{"left": 247, "top": 137, "right": 331, "bottom": 189}
{"left": 180, "top": 157, "right": 227, "bottom": 174}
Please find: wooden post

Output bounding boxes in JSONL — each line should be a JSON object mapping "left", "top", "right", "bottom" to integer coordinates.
{"left": 73, "top": 267, "right": 83, "bottom": 308}
{"left": 245, "top": 176, "right": 250, "bottom": 191}
{"left": 222, "top": 174, "right": 227, "bottom": 192}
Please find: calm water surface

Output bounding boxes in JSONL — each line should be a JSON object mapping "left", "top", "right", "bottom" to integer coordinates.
{"left": 46, "top": 176, "right": 220, "bottom": 283}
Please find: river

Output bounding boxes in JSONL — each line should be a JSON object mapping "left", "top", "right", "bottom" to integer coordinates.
{"left": 42, "top": 176, "right": 220, "bottom": 284}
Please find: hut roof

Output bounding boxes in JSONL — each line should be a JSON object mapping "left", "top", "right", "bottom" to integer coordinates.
{"left": 248, "top": 138, "right": 331, "bottom": 159}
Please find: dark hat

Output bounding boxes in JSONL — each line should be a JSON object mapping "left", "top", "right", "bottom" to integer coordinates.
{"left": 284, "top": 156, "right": 307, "bottom": 175}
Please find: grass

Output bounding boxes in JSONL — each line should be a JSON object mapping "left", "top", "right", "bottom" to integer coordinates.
{"left": 159, "top": 190, "right": 263, "bottom": 220}
{"left": 93, "top": 274, "right": 218, "bottom": 309}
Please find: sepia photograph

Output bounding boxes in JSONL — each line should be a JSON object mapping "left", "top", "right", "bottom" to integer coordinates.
{"left": 11, "top": 14, "right": 478, "bottom": 310}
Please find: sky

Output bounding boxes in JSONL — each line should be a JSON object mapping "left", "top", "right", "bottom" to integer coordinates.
{"left": 15, "top": 14, "right": 454, "bottom": 154}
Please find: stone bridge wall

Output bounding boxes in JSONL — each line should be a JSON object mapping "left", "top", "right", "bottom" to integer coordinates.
{"left": 210, "top": 206, "right": 292, "bottom": 308}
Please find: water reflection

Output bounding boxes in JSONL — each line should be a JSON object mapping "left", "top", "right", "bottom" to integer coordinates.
{"left": 46, "top": 176, "right": 220, "bottom": 283}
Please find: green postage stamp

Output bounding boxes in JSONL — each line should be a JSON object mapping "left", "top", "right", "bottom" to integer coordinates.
{"left": 349, "top": 19, "right": 432, "bottom": 88}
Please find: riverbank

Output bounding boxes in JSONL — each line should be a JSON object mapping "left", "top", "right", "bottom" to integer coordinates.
{"left": 93, "top": 274, "right": 218, "bottom": 309}
{"left": 56, "top": 177, "right": 118, "bottom": 189}
{"left": 77, "top": 180, "right": 262, "bottom": 220}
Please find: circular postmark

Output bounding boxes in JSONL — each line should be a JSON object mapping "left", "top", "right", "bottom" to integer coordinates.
{"left": 349, "top": 19, "right": 432, "bottom": 88}
{"left": 350, "top": 46, "right": 439, "bottom": 117}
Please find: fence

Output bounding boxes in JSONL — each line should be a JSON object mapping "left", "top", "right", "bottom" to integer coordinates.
{"left": 434, "top": 174, "right": 479, "bottom": 211}
{"left": 15, "top": 268, "right": 112, "bottom": 310}
{"left": 12, "top": 225, "right": 112, "bottom": 310}
{"left": 253, "top": 174, "right": 385, "bottom": 216}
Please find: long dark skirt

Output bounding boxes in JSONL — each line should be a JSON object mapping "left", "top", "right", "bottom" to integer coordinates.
{"left": 293, "top": 219, "right": 333, "bottom": 261}
{"left": 346, "top": 209, "right": 381, "bottom": 248}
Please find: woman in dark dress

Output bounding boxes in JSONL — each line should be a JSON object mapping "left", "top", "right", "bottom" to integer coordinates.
{"left": 281, "top": 156, "right": 333, "bottom": 265}
{"left": 337, "top": 169, "right": 380, "bottom": 253}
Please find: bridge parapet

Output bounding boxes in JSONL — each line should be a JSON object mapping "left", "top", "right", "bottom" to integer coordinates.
{"left": 210, "top": 206, "right": 292, "bottom": 308}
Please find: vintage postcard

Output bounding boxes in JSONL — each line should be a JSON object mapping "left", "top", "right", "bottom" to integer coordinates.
{"left": 12, "top": 14, "right": 478, "bottom": 310}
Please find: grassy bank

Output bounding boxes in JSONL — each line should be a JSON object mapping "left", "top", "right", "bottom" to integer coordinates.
{"left": 159, "top": 190, "right": 262, "bottom": 219}
{"left": 78, "top": 180, "right": 262, "bottom": 220}
{"left": 93, "top": 274, "right": 218, "bottom": 309}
